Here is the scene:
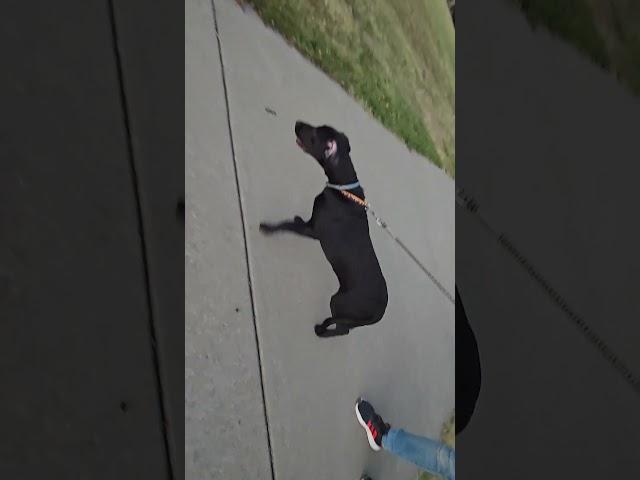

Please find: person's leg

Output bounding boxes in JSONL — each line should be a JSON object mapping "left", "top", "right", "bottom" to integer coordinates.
{"left": 355, "top": 399, "right": 455, "bottom": 479}
{"left": 382, "top": 428, "right": 455, "bottom": 480}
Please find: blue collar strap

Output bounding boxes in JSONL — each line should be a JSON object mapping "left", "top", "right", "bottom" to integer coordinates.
{"left": 326, "top": 181, "right": 360, "bottom": 191}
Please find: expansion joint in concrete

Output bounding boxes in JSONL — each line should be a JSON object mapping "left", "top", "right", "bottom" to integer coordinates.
{"left": 211, "top": 1, "right": 277, "bottom": 479}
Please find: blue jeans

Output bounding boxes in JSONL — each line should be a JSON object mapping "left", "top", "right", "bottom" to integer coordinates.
{"left": 382, "top": 428, "right": 455, "bottom": 480}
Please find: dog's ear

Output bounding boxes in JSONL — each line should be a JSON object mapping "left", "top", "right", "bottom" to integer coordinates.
{"left": 324, "top": 139, "right": 337, "bottom": 160}
{"left": 339, "top": 133, "right": 351, "bottom": 154}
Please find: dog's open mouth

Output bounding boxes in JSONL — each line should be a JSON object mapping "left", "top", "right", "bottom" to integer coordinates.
{"left": 295, "top": 136, "right": 305, "bottom": 151}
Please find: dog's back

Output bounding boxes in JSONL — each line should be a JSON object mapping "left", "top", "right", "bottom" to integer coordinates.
{"left": 313, "top": 187, "right": 388, "bottom": 324}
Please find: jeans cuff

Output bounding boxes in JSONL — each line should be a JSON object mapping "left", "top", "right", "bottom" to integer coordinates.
{"left": 381, "top": 428, "right": 399, "bottom": 450}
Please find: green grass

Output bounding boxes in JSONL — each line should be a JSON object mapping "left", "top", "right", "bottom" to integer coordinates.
{"left": 417, "top": 411, "right": 455, "bottom": 480}
{"left": 510, "top": 0, "right": 640, "bottom": 96}
{"left": 246, "top": 0, "right": 456, "bottom": 176}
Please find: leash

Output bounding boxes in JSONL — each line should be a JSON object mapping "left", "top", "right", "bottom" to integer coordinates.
{"left": 456, "top": 186, "right": 640, "bottom": 396}
{"left": 326, "top": 182, "right": 455, "bottom": 304}
{"left": 326, "top": 181, "right": 386, "bottom": 227}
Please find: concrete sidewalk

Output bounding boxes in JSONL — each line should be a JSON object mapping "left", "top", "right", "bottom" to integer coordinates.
{"left": 186, "top": 0, "right": 454, "bottom": 478}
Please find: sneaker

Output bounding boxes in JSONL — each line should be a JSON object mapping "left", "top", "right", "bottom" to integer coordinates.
{"left": 355, "top": 398, "right": 390, "bottom": 451}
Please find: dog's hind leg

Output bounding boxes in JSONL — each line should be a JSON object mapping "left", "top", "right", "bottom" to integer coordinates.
{"left": 329, "top": 291, "right": 347, "bottom": 317}
{"left": 315, "top": 318, "right": 351, "bottom": 337}
{"left": 317, "top": 293, "right": 359, "bottom": 337}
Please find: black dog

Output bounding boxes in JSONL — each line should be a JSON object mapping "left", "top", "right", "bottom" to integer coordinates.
{"left": 260, "top": 121, "right": 388, "bottom": 337}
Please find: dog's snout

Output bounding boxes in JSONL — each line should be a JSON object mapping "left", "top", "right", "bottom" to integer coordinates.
{"left": 295, "top": 121, "right": 312, "bottom": 138}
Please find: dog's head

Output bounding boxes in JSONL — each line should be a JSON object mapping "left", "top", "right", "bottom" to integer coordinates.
{"left": 294, "top": 121, "right": 354, "bottom": 182}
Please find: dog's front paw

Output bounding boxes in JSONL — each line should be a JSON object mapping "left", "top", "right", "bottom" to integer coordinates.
{"left": 259, "top": 222, "right": 275, "bottom": 235}
{"left": 293, "top": 215, "right": 304, "bottom": 225}
{"left": 314, "top": 324, "right": 326, "bottom": 337}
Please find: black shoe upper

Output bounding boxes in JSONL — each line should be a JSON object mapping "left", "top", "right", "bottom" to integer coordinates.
{"left": 356, "top": 399, "right": 390, "bottom": 445}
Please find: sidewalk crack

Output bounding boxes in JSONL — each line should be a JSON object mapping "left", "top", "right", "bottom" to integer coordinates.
{"left": 211, "top": 2, "right": 277, "bottom": 479}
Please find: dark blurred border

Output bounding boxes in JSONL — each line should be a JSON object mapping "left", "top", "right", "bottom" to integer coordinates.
{"left": 1, "top": 1, "right": 184, "bottom": 479}
{"left": 456, "top": 0, "right": 640, "bottom": 478}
